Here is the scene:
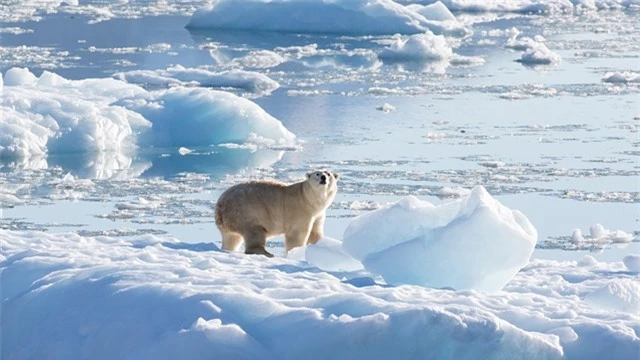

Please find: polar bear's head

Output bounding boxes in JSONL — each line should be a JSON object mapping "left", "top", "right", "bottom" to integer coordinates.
{"left": 305, "top": 170, "right": 339, "bottom": 203}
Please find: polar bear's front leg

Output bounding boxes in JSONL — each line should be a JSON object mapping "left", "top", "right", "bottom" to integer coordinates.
{"left": 285, "top": 224, "right": 312, "bottom": 252}
{"left": 307, "top": 214, "right": 325, "bottom": 245}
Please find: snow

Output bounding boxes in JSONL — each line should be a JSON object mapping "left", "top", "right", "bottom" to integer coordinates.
{"left": 571, "top": 224, "right": 635, "bottom": 245}
{"left": 342, "top": 186, "right": 537, "bottom": 292}
{"left": 3, "top": 67, "right": 38, "bottom": 86}
{"left": 187, "top": 0, "right": 470, "bottom": 37}
{"left": 126, "top": 87, "right": 295, "bottom": 149}
{"left": 520, "top": 42, "right": 562, "bottom": 65}
{"left": 505, "top": 33, "right": 560, "bottom": 66}
{"left": 602, "top": 71, "right": 640, "bottom": 84}
{"left": 113, "top": 66, "right": 280, "bottom": 95}
{"left": 378, "top": 33, "right": 484, "bottom": 71}
{"left": 0, "top": 68, "right": 295, "bottom": 159}
{"left": 288, "top": 237, "right": 364, "bottom": 272}
{"left": 585, "top": 279, "right": 640, "bottom": 314}
{"left": 406, "top": 1, "right": 457, "bottom": 21}
{"left": 375, "top": 103, "right": 396, "bottom": 113}
{"left": 379, "top": 33, "right": 454, "bottom": 62}
{"left": 2, "top": 228, "right": 639, "bottom": 360}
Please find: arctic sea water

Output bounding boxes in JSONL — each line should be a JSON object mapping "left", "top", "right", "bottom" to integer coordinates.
{"left": 0, "top": 1, "right": 639, "bottom": 359}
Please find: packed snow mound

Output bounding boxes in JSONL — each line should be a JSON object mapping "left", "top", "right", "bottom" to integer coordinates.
{"left": 113, "top": 66, "right": 280, "bottom": 95}
{"left": 3, "top": 229, "right": 640, "bottom": 360}
{"left": 0, "top": 68, "right": 295, "bottom": 158}
{"left": 187, "top": 0, "right": 470, "bottom": 37}
{"left": 585, "top": 279, "right": 640, "bottom": 314}
{"left": 342, "top": 186, "right": 537, "bottom": 292}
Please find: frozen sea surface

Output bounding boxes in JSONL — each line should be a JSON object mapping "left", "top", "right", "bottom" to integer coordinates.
{"left": 0, "top": 1, "right": 639, "bottom": 358}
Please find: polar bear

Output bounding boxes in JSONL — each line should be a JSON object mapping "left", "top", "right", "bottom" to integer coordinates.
{"left": 214, "top": 170, "right": 339, "bottom": 257}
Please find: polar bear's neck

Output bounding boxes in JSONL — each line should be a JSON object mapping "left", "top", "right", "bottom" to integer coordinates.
{"left": 297, "top": 181, "right": 335, "bottom": 211}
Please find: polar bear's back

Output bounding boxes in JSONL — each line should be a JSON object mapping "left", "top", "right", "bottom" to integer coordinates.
{"left": 214, "top": 179, "right": 292, "bottom": 234}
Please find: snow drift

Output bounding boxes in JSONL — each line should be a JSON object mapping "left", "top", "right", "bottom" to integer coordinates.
{"left": 186, "top": 0, "right": 470, "bottom": 37}
{"left": 343, "top": 186, "right": 537, "bottom": 292}
{"left": 0, "top": 68, "right": 295, "bottom": 159}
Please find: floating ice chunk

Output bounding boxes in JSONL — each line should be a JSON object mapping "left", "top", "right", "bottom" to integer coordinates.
{"left": 572, "top": 229, "right": 585, "bottom": 243}
{"left": 379, "top": 33, "right": 453, "bottom": 62}
{"left": 622, "top": 255, "right": 640, "bottom": 273}
{"left": 520, "top": 42, "right": 561, "bottom": 65}
{"left": 187, "top": 0, "right": 469, "bottom": 36}
{"left": 114, "top": 66, "right": 280, "bottom": 95}
{"left": 435, "top": 186, "right": 471, "bottom": 198}
{"left": 1, "top": 68, "right": 296, "bottom": 161}
{"left": 1, "top": 68, "right": 150, "bottom": 158}
{"left": 602, "top": 71, "right": 640, "bottom": 84}
{"left": 376, "top": 103, "right": 396, "bottom": 113}
{"left": 343, "top": 186, "right": 537, "bottom": 291}
{"left": 590, "top": 223, "right": 608, "bottom": 239}
{"left": 178, "top": 147, "right": 192, "bottom": 155}
{"left": 115, "top": 197, "right": 163, "bottom": 211}
{"left": 506, "top": 36, "right": 538, "bottom": 51}
{"left": 233, "top": 50, "right": 288, "bottom": 69}
{"left": 289, "top": 237, "right": 364, "bottom": 272}
{"left": 3, "top": 67, "right": 37, "bottom": 86}
{"left": 125, "top": 87, "right": 295, "bottom": 148}
{"left": 406, "top": 1, "right": 457, "bottom": 21}
{"left": 585, "top": 279, "right": 640, "bottom": 314}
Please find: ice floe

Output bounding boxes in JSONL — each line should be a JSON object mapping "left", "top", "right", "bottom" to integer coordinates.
{"left": 602, "top": 71, "right": 640, "bottom": 84}
{"left": 378, "top": 32, "right": 484, "bottom": 72}
{"left": 113, "top": 66, "right": 280, "bottom": 95}
{"left": 1, "top": 68, "right": 295, "bottom": 160}
{"left": 1, "top": 228, "right": 639, "bottom": 359}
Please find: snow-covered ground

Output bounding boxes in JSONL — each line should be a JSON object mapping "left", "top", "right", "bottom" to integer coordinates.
{"left": 2, "top": 228, "right": 638, "bottom": 360}
{"left": 1, "top": 0, "right": 639, "bottom": 359}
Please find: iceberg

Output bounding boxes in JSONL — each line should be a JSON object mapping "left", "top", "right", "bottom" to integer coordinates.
{"left": 187, "top": 0, "right": 470, "bottom": 37}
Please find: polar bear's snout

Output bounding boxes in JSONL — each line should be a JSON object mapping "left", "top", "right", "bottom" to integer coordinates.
{"left": 320, "top": 174, "right": 327, "bottom": 184}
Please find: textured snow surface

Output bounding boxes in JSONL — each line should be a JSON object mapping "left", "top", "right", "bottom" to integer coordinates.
{"left": 1, "top": 229, "right": 639, "bottom": 360}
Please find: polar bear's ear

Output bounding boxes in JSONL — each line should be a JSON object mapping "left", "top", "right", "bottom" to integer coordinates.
{"left": 332, "top": 172, "right": 340, "bottom": 180}
{"left": 306, "top": 171, "right": 313, "bottom": 179}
